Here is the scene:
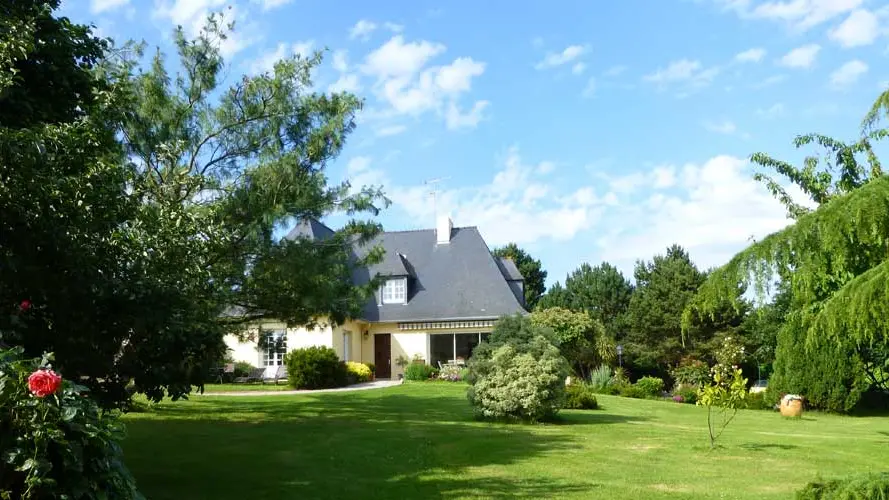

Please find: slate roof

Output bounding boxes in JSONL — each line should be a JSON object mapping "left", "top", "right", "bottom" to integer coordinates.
{"left": 284, "top": 218, "right": 335, "bottom": 241}
{"left": 496, "top": 257, "right": 523, "bottom": 281}
{"left": 287, "top": 219, "right": 526, "bottom": 323}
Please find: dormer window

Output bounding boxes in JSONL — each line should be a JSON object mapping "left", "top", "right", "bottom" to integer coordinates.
{"left": 381, "top": 277, "right": 407, "bottom": 304}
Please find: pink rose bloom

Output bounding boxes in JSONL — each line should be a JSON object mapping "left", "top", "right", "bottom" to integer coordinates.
{"left": 28, "top": 369, "right": 62, "bottom": 398}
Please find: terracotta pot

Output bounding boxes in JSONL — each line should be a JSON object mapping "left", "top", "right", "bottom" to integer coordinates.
{"left": 780, "top": 399, "right": 803, "bottom": 417}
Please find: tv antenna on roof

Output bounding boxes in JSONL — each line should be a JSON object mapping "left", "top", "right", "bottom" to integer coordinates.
{"left": 424, "top": 176, "right": 450, "bottom": 222}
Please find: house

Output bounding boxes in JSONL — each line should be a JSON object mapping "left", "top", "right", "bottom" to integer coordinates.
{"left": 224, "top": 215, "right": 527, "bottom": 379}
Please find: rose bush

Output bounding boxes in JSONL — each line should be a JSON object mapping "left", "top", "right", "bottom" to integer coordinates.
{"left": 0, "top": 348, "right": 143, "bottom": 499}
{"left": 27, "top": 369, "right": 62, "bottom": 397}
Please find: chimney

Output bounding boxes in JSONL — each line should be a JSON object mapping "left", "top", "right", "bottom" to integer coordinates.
{"left": 436, "top": 214, "right": 453, "bottom": 244}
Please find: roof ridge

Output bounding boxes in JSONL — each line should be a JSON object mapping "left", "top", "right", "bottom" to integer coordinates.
{"left": 381, "top": 225, "right": 477, "bottom": 234}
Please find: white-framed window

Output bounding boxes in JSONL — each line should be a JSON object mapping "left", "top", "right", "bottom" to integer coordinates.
{"left": 261, "top": 330, "right": 287, "bottom": 366}
{"left": 381, "top": 278, "right": 407, "bottom": 304}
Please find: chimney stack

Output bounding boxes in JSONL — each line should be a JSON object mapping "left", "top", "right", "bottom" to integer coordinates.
{"left": 436, "top": 214, "right": 453, "bottom": 244}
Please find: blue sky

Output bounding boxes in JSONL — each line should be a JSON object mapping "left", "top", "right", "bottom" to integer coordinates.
{"left": 64, "top": 0, "right": 889, "bottom": 285}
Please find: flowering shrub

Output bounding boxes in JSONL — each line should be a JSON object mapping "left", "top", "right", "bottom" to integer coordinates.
{"left": 670, "top": 357, "right": 710, "bottom": 388}
{"left": 0, "top": 347, "right": 143, "bottom": 499}
{"left": 438, "top": 363, "right": 464, "bottom": 382}
{"left": 345, "top": 361, "right": 372, "bottom": 383}
{"left": 404, "top": 363, "right": 438, "bottom": 381}
{"left": 672, "top": 394, "right": 685, "bottom": 403}
{"left": 468, "top": 340, "right": 570, "bottom": 422}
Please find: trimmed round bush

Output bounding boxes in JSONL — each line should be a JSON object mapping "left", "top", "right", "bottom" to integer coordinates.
{"left": 0, "top": 348, "right": 143, "bottom": 499}
{"left": 284, "top": 346, "right": 347, "bottom": 389}
{"left": 565, "top": 384, "right": 599, "bottom": 410}
{"left": 404, "top": 363, "right": 437, "bottom": 381}
{"left": 345, "top": 361, "right": 372, "bottom": 383}
{"left": 635, "top": 376, "right": 665, "bottom": 397}
{"left": 796, "top": 472, "right": 889, "bottom": 499}
{"left": 619, "top": 384, "right": 647, "bottom": 399}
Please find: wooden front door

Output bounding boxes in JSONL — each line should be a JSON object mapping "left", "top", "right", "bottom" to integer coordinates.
{"left": 374, "top": 334, "right": 391, "bottom": 378}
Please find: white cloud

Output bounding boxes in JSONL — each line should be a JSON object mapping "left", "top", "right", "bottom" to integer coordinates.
{"left": 704, "top": 120, "right": 738, "bottom": 134}
{"left": 445, "top": 100, "right": 489, "bottom": 130}
{"left": 829, "top": 9, "right": 880, "bottom": 47}
{"left": 254, "top": 0, "right": 293, "bottom": 10}
{"left": 652, "top": 165, "right": 677, "bottom": 188}
{"left": 91, "top": 0, "right": 129, "bottom": 14}
{"left": 537, "top": 161, "right": 556, "bottom": 174}
{"left": 604, "top": 65, "right": 627, "bottom": 77}
{"left": 535, "top": 45, "right": 588, "bottom": 70}
{"left": 746, "top": 0, "right": 864, "bottom": 30}
{"left": 756, "top": 103, "right": 786, "bottom": 118}
{"left": 153, "top": 1, "right": 255, "bottom": 58}
{"left": 328, "top": 74, "right": 362, "bottom": 93}
{"left": 376, "top": 125, "right": 407, "bottom": 137}
{"left": 778, "top": 44, "right": 821, "bottom": 68}
{"left": 349, "top": 20, "right": 377, "bottom": 40}
{"left": 644, "top": 59, "right": 720, "bottom": 93}
{"left": 572, "top": 62, "right": 587, "bottom": 75}
{"left": 735, "top": 47, "right": 766, "bottom": 62}
{"left": 384, "top": 22, "right": 404, "bottom": 33}
{"left": 250, "top": 41, "right": 314, "bottom": 74}
{"left": 582, "top": 77, "right": 597, "bottom": 98}
{"left": 332, "top": 50, "right": 349, "bottom": 72}
{"left": 383, "top": 148, "right": 603, "bottom": 244}
{"left": 829, "top": 59, "right": 868, "bottom": 88}
{"left": 361, "top": 36, "right": 487, "bottom": 129}
{"left": 435, "top": 57, "right": 486, "bottom": 93}
{"left": 596, "top": 155, "right": 810, "bottom": 273}
{"left": 362, "top": 36, "right": 446, "bottom": 80}
{"left": 345, "top": 156, "right": 385, "bottom": 191}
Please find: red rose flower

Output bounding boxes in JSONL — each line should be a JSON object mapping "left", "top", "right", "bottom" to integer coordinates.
{"left": 19, "top": 300, "right": 31, "bottom": 311}
{"left": 28, "top": 369, "right": 62, "bottom": 398}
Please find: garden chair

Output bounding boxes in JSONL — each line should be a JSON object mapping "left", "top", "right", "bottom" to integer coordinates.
{"left": 235, "top": 367, "right": 265, "bottom": 384}
{"left": 264, "top": 365, "right": 288, "bottom": 385}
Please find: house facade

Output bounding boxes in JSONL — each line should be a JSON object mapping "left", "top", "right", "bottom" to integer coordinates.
{"left": 224, "top": 215, "right": 527, "bottom": 379}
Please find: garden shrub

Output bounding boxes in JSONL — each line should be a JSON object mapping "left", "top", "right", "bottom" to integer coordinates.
{"left": 284, "top": 346, "right": 347, "bottom": 389}
{"left": 233, "top": 361, "right": 255, "bottom": 379}
{"left": 619, "top": 384, "right": 647, "bottom": 399}
{"left": 635, "top": 376, "right": 665, "bottom": 397}
{"left": 565, "top": 384, "right": 599, "bottom": 410}
{"left": 345, "top": 361, "right": 372, "bottom": 383}
{"left": 770, "top": 315, "right": 870, "bottom": 413}
{"left": 589, "top": 364, "right": 613, "bottom": 391}
{"left": 796, "top": 472, "right": 889, "bottom": 499}
{"left": 745, "top": 391, "right": 772, "bottom": 410}
{"left": 670, "top": 358, "right": 710, "bottom": 388}
{"left": 404, "top": 363, "right": 437, "bottom": 381}
{"left": 611, "top": 366, "right": 629, "bottom": 386}
{"left": 468, "top": 342, "right": 570, "bottom": 421}
{"left": 0, "top": 348, "right": 143, "bottom": 500}
{"left": 438, "top": 363, "right": 464, "bottom": 382}
{"left": 674, "top": 386, "right": 698, "bottom": 404}
{"left": 467, "top": 315, "right": 571, "bottom": 422}
{"left": 364, "top": 362, "right": 375, "bottom": 377}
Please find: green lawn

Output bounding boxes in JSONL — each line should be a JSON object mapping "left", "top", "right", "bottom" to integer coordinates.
{"left": 122, "top": 383, "right": 889, "bottom": 499}
{"left": 199, "top": 383, "right": 294, "bottom": 393}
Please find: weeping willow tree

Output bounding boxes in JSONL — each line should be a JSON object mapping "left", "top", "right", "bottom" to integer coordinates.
{"left": 683, "top": 99, "right": 889, "bottom": 412}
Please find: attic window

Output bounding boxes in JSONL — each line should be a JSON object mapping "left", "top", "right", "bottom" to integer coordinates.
{"left": 381, "top": 278, "right": 407, "bottom": 304}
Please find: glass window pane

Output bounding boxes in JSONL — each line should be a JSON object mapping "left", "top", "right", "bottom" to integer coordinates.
{"left": 430, "top": 334, "right": 453, "bottom": 367}
{"left": 455, "top": 333, "right": 479, "bottom": 362}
